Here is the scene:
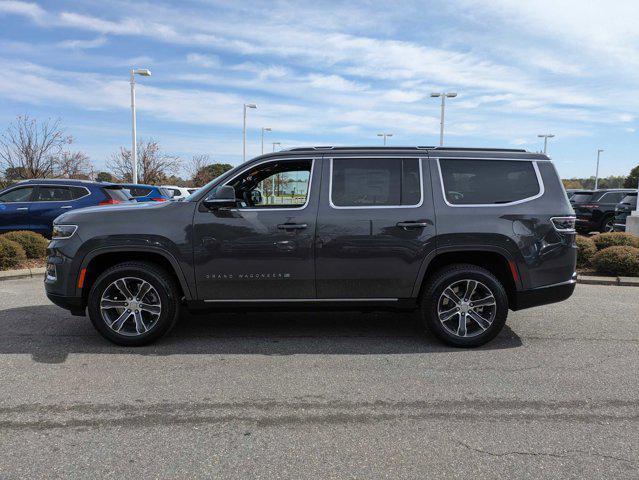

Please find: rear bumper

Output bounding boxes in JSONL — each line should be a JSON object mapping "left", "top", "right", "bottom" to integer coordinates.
{"left": 510, "top": 274, "right": 577, "bottom": 311}
{"left": 46, "top": 292, "right": 86, "bottom": 316}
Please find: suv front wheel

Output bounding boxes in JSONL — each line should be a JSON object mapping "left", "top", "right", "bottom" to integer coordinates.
{"left": 421, "top": 264, "right": 508, "bottom": 347}
{"left": 87, "top": 261, "right": 180, "bottom": 346}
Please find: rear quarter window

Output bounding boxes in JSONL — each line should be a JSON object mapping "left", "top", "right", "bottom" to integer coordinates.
{"left": 439, "top": 159, "right": 541, "bottom": 205}
{"left": 128, "top": 187, "right": 152, "bottom": 197}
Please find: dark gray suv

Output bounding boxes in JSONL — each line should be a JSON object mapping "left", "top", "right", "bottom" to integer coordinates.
{"left": 44, "top": 147, "right": 577, "bottom": 347}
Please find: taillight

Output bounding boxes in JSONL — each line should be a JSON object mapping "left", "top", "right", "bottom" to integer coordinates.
{"left": 150, "top": 197, "right": 167, "bottom": 202}
{"left": 551, "top": 216, "right": 576, "bottom": 233}
{"left": 99, "top": 199, "right": 122, "bottom": 206}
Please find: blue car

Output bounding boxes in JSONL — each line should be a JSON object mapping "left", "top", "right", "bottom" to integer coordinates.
{"left": 119, "top": 184, "right": 172, "bottom": 203}
{"left": 0, "top": 179, "right": 133, "bottom": 236}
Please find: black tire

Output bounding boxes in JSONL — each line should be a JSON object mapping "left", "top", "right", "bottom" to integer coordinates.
{"left": 420, "top": 264, "right": 508, "bottom": 347}
{"left": 87, "top": 261, "right": 180, "bottom": 346}
{"left": 599, "top": 215, "right": 615, "bottom": 233}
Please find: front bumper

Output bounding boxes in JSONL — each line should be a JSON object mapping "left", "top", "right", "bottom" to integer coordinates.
{"left": 510, "top": 274, "right": 577, "bottom": 311}
{"left": 46, "top": 292, "right": 85, "bottom": 316}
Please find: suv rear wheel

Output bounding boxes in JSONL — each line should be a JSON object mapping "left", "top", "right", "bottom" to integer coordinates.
{"left": 87, "top": 261, "right": 180, "bottom": 346}
{"left": 600, "top": 215, "right": 615, "bottom": 233}
{"left": 421, "top": 264, "right": 508, "bottom": 347}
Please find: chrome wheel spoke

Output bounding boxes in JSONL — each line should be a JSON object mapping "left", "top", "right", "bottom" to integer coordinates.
{"left": 468, "top": 310, "right": 491, "bottom": 331}
{"left": 136, "top": 281, "right": 152, "bottom": 301}
{"left": 456, "top": 314, "right": 467, "bottom": 336}
{"left": 439, "top": 307, "right": 459, "bottom": 323}
{"left": 472, "top": 296, "right": 496, "bottom": 308}
{"left": 110, "top": 310, "right": 132, "bottom": 332}
{"left": 140, "top": 303, "right": 161, "bottom": 315}
{"left": 114, "top": 279, "right": 134, "bottom": 299}
{"left": 100, "top": 299, "right": 128, "bottom": 309}
{"left": 133, "top": 311, "right": 148, "bottom": 334}
{"left": 463, "top": 280, "right": 478, "bottom": 301}
{"left": 443, "top": 287, "right": 462, "bottom": 305}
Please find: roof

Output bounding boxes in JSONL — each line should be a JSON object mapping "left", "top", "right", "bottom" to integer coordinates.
{"left": 16, "top": 178, "right": 110, "bottom": 186}
{"left": 250, "top": 145, "right": 549, "bottom": 161}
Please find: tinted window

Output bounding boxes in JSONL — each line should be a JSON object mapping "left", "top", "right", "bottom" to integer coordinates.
{"left": 571, "top": 193, "right": 593, "bottom": 203}
{"left": 104, "top": 188, "right": 131, "bottom": 202}
{"left": 70, "top": 187, "right": 89, "bottom": 199}
{"left": 0, "top": 186, "right": 34, "bottom": 202}
{"left": 331, "top": 158, "right": 421, "bottom": 207}
{"left": 620, "top": 194, "right": 637, "bottom": 206}
{"left": 127, "top": 187, "right": 152, "bottom": 197}
{"left": 169, "top": 188, "right": 181, "bottom": 197}
{"left": 597, "top": 192, "right": 625, "bottom": 204}
{"left": 440, "top": 159, "right": 539, "bottom": 205}
{"left": 36, "top": 186, "right": 72, "bottom": 201}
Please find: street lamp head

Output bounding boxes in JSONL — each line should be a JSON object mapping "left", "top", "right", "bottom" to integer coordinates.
{"left": 538, "top": 134, "right": 555, "bottom": 138}
{"left": 386, "top": 133, "right": 394, "bottom": 137}
{"left": 263, "top": 127, "right": 272, "bottom": 132}
{"left": 430, "top": 93, "right": 442, "bottom": 98}
{"left": 446, "top": 92, "right": 457, "bottom": 98}
{"left": 598, "top": 148, "right": 604, "bottom": 153}
{"left": 245, "top": 103, "right": 257, "bottom": 109}
{"left": 133, "top": 69, "right": 152, "bottom": 76}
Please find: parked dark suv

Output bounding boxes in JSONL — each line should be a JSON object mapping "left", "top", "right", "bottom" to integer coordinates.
{"left": 44, "top": 147, "right": 577, "bottom": 347}
{"left": 572, "top": 189, "right": 636, "bottom": 233}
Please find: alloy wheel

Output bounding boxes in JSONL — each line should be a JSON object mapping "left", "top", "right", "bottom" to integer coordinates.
{"left": 437, "top": 279, "right": 497, "bottom": 338}
{"left": 100, "top": 277, "right": 162, "bottom": 336}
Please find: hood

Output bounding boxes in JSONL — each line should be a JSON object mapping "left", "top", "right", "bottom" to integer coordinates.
{"left": 55, "top": 201, "right": 162, "bottom": 224}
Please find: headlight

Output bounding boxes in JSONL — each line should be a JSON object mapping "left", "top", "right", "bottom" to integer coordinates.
{"left": 52, "top": 224, "right": 78, "bottom": 239}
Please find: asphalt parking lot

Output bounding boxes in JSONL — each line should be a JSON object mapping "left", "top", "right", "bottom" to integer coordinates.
{"left": 0, "top": 277, "right": 637, "bottom": 479}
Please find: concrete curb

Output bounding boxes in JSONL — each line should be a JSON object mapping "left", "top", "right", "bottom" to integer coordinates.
{"left": 578, "top": 275, "right": 639, "bottom": 286}
{"left": 0, "top": 267, "right": 46, "bottom": 282}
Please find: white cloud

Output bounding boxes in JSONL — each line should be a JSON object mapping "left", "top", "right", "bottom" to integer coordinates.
{"left": 0, "top": 0, "right": 44, "bottom": 21}
{"left": 57, "top": 36, "right": 107, "bottom": 50}
{"left": 186, "top": 53, "right": 220, "bottom": 68}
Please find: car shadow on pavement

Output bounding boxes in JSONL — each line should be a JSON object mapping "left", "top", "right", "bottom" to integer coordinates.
{"left": 0, "top": 305, "right": 522, "bottom": 364}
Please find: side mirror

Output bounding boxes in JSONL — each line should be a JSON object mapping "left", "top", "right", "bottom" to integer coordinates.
{"left": 203, "top": 185, "right": 236, "bottom": 210}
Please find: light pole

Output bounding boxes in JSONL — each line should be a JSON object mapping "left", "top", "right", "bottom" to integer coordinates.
{"left": 537, "top": 134, "right": 555, "bottom": 155}
{"left": 243, "top": 103, "right": 257, "bottom": 162}
{"left": 261, "top": 127, "right": 271, "bottom": 155}
{"left": 430, "top": 92, "right": 457, "bottom": 146}
{"left": 130, "top": 68, "right": 152, "bottom": 184}
{"left": 377, "top": 133, "right": 393, "bottom": 145}
{"left": 594, "top": 149, "right": 604, "bottom": 190}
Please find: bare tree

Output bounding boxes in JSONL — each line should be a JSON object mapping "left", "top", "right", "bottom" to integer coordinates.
{"left": 54, "top": 150, "right": 93, "bottom": 179}
{"left": 107, "top": 139, "right": 181, "bottom": 184}
{"left": 186, "top": 154, "right": 211, "bottom": 184}
{"left": 0, "top": 115, "right": 72, "bottom": 179}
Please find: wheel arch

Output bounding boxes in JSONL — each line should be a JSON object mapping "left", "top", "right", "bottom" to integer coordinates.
{"left": 412, "top": 247, "right": 520, "bottom": 305}
{"left": 77, "top": 247, "right": 193, "bottom": 303}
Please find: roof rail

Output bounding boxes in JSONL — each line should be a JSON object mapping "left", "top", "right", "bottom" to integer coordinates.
{"left": 433, "top": 147, "right": 527, "bottom": 153}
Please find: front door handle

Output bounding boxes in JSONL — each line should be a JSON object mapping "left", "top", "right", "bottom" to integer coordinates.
{"left": 16, "top": 207, "right": 29, "bottom": 211}
{"left": 60, "top": 205, "right": 73, "bottom": 209}
{"left": 277, "top": 223, "right": 308, "bottom": 230}
{"left": 396, "top": 221, "right": 429, "bottom": 229}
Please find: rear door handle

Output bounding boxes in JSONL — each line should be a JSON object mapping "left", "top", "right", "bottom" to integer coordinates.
{"left": 60, "top": 205, "right": 73, "bottom": 209}
{"left": 396, "top": 221, "right": 429, "bottom": 229}
{"left": 16, "top": 207, "right": 29, "bottom": 211}
{"left": 277, "top": 223, "right": 308, "bottom": 230}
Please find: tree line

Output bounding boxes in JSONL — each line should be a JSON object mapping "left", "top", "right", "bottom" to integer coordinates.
{"left": 0, "top": 115, "right": 233, "bottom": 189}
{"left": 562, "top": 169, "right": 639, "bottom": 190}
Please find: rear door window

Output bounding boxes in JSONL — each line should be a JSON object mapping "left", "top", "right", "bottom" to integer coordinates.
{"left": 571, "top": 193, "right": 593, "bottom": 203}
{"left": 331, "top": 158, "right": 421, "bottom": 207}
{"left": 439, "top": 159, "right": 540, "bottom": 205}
{"left": 70, "top": 187, "right": 89, "bottom": 199}
{"left": 35, "top": 186, "right": 73, "bottom": 201}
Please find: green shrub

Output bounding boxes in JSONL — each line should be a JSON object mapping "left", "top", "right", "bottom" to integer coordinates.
{"left": 576, "top": 235, "right": 597, "bottom": 268}
{"left": 0, "top": 237, "right": 27, "bottom": 270}
{"left": 592, "top": 232, "right": 639, "bottom": 251}
{"left": 0, "top": 231, "right": 48, "bottom": 259}
{"left": 592, "top": 246, "right": 639, "bottom": 277}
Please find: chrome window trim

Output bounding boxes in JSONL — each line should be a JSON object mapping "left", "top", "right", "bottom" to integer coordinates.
{"left": 0, "top": 185, "right": 36, "bottom": 204}
{"left": 328, "top": 157, "right": 425, "bottom": 210}
{"left": 33, "top": 185, "right": 92, "bottom": 203}
{"left": 435, "top": 157, "right": 545, "bottom": 208}
{"left": 209, "top": 156, "right": 317, "bottom": 212}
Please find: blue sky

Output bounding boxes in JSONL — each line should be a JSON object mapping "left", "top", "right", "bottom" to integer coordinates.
{"left": 0, "top": 0, "right": 637, "bottom": 179}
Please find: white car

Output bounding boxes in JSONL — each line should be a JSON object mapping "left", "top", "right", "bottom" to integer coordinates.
{"left": 162, "top": 186, "right": 199, "bottom": 201}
